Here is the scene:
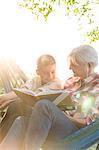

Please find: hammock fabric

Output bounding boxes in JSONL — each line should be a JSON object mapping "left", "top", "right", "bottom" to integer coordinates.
{"left": 0, "top": 58, "right": 28, "bottom": 93}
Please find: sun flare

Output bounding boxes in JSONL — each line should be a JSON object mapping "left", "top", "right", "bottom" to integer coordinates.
{"left": 0, "top": 0, "right": 98, "bottom": 80}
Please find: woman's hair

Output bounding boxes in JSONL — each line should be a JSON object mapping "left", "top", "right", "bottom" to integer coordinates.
{"left": 37, "top": 54, "right": 56, "bottom": 69}
{"left": 68, "top": 45, "right": 98, "bottom": 67}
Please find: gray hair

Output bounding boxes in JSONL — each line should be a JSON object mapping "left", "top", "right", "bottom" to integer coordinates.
{"left": 68, "top": 45, "right": 98, "bottom": 67}
{"left": 37, "top": 54, "right": 56, "bottom": 69}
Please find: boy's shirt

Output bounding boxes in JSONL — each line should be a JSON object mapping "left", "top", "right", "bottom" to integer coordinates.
{"left": 22, "top": 75, "right": 62, "bottom": 93}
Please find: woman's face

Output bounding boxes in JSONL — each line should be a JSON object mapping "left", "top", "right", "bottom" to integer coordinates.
{"left": 69, "top": 61, "right": 90, "bottom": 79}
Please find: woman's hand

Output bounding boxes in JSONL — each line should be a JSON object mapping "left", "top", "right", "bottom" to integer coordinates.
{"left": 68, "top": 112, "right": 87, "bottom": 128}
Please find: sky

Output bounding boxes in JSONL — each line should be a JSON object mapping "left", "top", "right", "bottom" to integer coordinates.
{"left": 0, "top": 0, "right": 98, "bottom": 80}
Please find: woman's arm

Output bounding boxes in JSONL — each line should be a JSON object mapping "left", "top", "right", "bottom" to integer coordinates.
{"left": 66, "top": 112, "right": 87, "bottom": 128}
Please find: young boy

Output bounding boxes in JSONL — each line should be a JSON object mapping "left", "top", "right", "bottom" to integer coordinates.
{"left": 0, "top": 54, "right": 62, "bottom": 142}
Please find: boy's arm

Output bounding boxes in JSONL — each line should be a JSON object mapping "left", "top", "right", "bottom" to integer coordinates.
{"left": 47, "top": 78, "right": 63, "bottom": 90}
{"left": 0, "top": 91, "right": 18, "bottom": 109}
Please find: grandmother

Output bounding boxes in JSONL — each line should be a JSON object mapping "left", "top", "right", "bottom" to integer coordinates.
{"left": 0, "top": 45, "right": 99, "bottom": 150}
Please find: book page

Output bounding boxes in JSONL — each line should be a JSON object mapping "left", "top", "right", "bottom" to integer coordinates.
{"left": 13, "top": 88, "right": 74, "bottom": 108}
{"left": 13, "top": 88, "right": 63, "bottom": 106}
{"left": 14, "top": 88, "right": 37, "bottom": 96}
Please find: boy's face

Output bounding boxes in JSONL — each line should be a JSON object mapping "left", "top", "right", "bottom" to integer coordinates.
{"left": 37, "top": 64, "right": 56, "bottom": 85}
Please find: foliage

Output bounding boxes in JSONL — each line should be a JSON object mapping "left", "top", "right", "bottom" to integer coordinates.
{"left": 86, "top": 26, "right": 99, "bottom": 43}
{"left": 18, "top": 0, "right": 99, "bottom": 43}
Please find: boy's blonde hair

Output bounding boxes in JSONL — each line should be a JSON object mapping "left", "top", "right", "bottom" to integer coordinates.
{"left": 37, "top": 54, "right": 56, "bottom": 70}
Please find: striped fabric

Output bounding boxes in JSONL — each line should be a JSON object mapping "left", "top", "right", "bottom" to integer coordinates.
{"left": 64, "top": 73, "right": 99, "bottom": 123}
{"left": 64, "top": 73, "right": 99, "bottom": 93}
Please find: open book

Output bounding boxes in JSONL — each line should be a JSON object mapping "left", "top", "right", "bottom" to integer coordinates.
{"left": 13, "top": 88, "right": 73, "bottom": 108}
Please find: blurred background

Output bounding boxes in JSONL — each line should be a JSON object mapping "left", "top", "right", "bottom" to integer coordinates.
{"left": 0, "top": 0, "right": 98, "bottom": 81}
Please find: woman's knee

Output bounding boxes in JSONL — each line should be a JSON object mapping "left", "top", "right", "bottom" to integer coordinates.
{"left": 34, "top": 99, "right": 56, "bottom": 119}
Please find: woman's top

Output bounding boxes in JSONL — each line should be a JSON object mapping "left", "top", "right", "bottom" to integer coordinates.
{"left": 64, "top": 73, "right": 99, "bottom": 124}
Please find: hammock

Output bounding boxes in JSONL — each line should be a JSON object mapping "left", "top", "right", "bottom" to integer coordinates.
{"left": 61, "top": 119, "right": 99, "bottom": 150}
{"left": 0, "top": 58, "right": 28, "bottom": 93}
{"left": 0, "top": 58, "right": 28, "bottom": 116}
